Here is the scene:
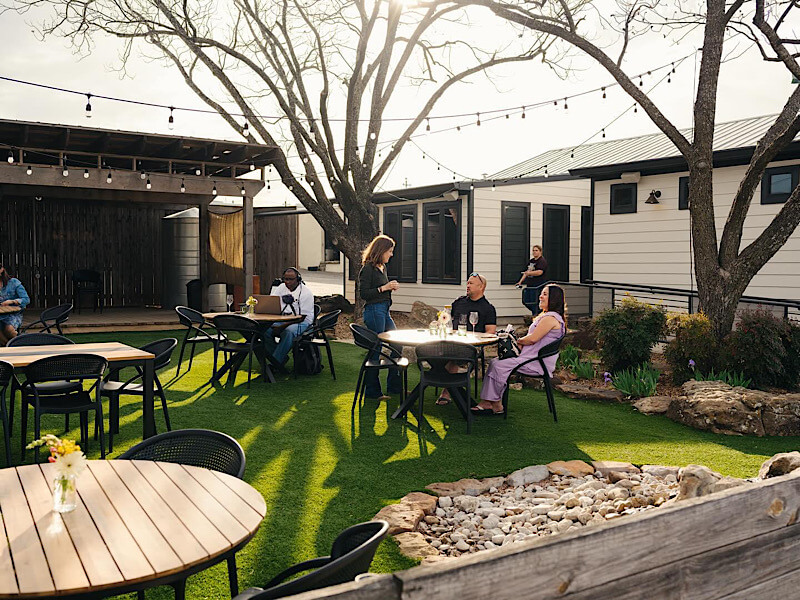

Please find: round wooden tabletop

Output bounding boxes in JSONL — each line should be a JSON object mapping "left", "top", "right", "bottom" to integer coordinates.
{"left": 202, "top": 311, "right": 304, "bottom": 324}
{"left": 0, "top": 460, "right": 266, "bottom": 599}
{"left": 379, "top": 329, "right": 499, "bottom": 347}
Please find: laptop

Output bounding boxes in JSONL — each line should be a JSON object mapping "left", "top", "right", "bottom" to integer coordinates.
{"left": 253, "top": 294, "right": 283, "bottom": 315}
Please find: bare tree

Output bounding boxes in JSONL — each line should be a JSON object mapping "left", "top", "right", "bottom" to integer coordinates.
{"left": 7, "top": 0, "right": 558, "bottom": 298}
{"left": 433, "top": 0, "right": 800, "bottom": 339}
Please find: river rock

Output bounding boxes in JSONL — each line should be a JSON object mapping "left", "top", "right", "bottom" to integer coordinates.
{"left": 676, "top": 464, "right": 723, "bottom": 501}
{"left": 409, "top": 301, "right": 439, "bottom": 327}
{"left": 759, "top": 452, "right": 800, "bottom": 479}
{"left": 633, "top": 396, "right": 674, "bottom": 414}
{"left": 641, "top": 465, "right": 681, "bottom": 478}
{"left": 374, "top": 503, "right": 424, "bottom": 534}
{"left": 506, "top": 465, "right": 549, "bottom": 487}
{"left": 394, "top": 532, "right": 440, "bottom": 558}
{"left": 547, "top": 460, "right": 595, "bottom": 477}
{"left": 556, "top": 383, "right": 626, "bottom": 403}
{"left": 401, "top": 492, "right": 438, "bottom": 515}
{"left": 592, "top": 461, "right": 641, "bottom": 476}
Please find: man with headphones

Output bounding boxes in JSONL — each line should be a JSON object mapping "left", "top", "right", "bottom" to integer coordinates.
{"left": 266, "top": 267, "right": 315, "bottom": 366}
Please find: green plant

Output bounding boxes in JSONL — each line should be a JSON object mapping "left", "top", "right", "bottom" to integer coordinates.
{"left": 572, "top": 360, "right": 596, "bottom": 380}
{"left": 693, "top": 368, "right": 752, "bottom": 389}
{"left": 612, "top": 363, "right": 661, "bottom": 398}
{"left": 719, "top": 309, "right": 796, "bottom": 389}
{"left": 664, "top": 313, "right": 718, "bottom": 384}
{"left": 594, "top": 296, "right": 667, "bottom": 373}
{"left": 557, "top": 345, "right": 580, "bottom": 370}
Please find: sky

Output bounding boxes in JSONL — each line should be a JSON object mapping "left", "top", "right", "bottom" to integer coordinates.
{"left": 0, "top": 2, "right": 796, "bottom": 207}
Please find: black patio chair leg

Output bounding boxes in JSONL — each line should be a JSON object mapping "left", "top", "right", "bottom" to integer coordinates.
{"left": 417, "top": 384, "right": 426, "bottom": 425}
{"left": 247, "top": 350, "right": 253, "bottom": 388}
{"left": 155, "top": 377, "right": 171, "bottom": 432}
{"left": 544, "top": 376, "right": 557, "bottom": 423}
{"left": 33, "top": 409, "right": 42, "bottom": 464}
{"left": 212, "top": 342, "right": 219, "bottom": 378}
{"left": 176, "top": 339, "right": 188, "bottom": 376}
{"left": 65, "top": 414, "right": 70, "bottom": 434}
{"left": 352, "top": 364, "right": 366, "bottom": 411}
{"left": 188, "top": 343, "right": 197, "bottom": 372}
{"left": 325, "top": 341, "right": 336, "bottom": 380}
{"left": 96, "top": 398, "right": 106, "bottom": 459}
{"left": 227, "top": 554, "right": 239, "bottom": 597}
{"left": 20, "top": 398, "right": 28, "bottom": 458}
{"left": 8, "top": 382, "right": 16, "bottom": 434}
{"left": 1, "top": 391, "right": 12, "bottom": 467}
{"left": 79, "top": 412, "right": 88, "bottom": 448}
{"left": 173, "top": 578, "right": 186, "bottom": 600}
{"left": 502, "top": 385, "right": 510, "bottom": 420}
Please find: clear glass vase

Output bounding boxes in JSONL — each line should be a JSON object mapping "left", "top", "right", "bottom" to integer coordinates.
{"left": 53, "top": 474, "right": 78, "bottom": 513}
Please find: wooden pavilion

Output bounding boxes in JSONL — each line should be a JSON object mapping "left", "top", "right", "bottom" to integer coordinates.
{"left": 0, "top": 118, "right": 282, "bottom": 310}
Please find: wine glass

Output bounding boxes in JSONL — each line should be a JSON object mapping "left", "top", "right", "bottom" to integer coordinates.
{"left": 226, "top": 294, "right": 234, "bottom": 313}
{"left": 469, "top": 311, "right": 479, "bottom": 333}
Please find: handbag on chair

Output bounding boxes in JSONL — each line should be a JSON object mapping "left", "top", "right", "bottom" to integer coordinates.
{"left": 497, "top": 330, "right": 521, "bottom": 360}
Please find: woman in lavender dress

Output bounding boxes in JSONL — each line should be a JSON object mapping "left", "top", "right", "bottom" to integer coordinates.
{"left": 474, "top": 284, "right": 566, "bottom": 415}
{"left": 0, "top": 265, "right": 30, "bottom": 345}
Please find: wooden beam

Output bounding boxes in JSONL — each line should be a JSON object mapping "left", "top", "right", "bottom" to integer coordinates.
{"left": 199, "top": 201, "right": 210, "bottom": 312}
{"left": 243, "top": 194, "right": 254, "bottom": 297}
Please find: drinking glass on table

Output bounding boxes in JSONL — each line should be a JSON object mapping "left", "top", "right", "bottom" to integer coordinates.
{"left": 226, "top": 294, "right": 234, "bottom": 313}
{"left": 469, "top": 311, "right": 479, "bottom": 333}
{"left": 458, "top": 313, "right": 468, "bottom": 336}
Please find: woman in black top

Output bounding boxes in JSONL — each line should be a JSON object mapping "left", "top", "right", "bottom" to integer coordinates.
{"left": 358, "top": 234, "right": 401, "bottom": 400}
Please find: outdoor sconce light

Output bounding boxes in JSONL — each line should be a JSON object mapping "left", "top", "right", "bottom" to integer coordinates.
{"left": 645, "top": 189, "right": 661, "bottom": 204}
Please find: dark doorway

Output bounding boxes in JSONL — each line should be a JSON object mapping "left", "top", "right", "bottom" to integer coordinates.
{"left": 580, "top": 205, "right": 593, "bottom": 282}
{"left": 542, "top": 205, "right": 570, "bottom": 282}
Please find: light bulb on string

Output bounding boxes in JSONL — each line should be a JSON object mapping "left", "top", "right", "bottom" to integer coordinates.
{"left": 146, "top": 177, "right": 152, "bottom": 190}
{"left": 303, "top": 156, "right": 308, "bottom": 164}
{"left": 180, "top": 179, "right": 185, "bottom": 193}
{"left": 7, "top": 149, "right": 13, "bottom": 164}
{"left": 476, "top": 113, "right": 481, "bottom": 126}
{"left": 634, "top": 103, "right": 638, "bottom": 113}
{"left": 369, "top": 131, "right": 376, "bottom": 140}
{"left": 602, "top": 128, "right": 606, "bottom": 138}
{"left": 521, "top": 106, "right": 526, "bottom": 119}
{"left": 491, "top": 181, "right": 496, "bottom": 191}
{"left": 469, "top": 182, "right": 475, "bottom": 191}
{"left": 564, "top": 98, "right": 568, "bottom": 110}
{"left": 425, "top": 118, "right": 430, "bottom": 132}
{"left": 106, "top": 171, "right": 112, "bottom": 184}
{"left": 243, "top": 121, "right": 249, "bottom": 135}
{"left": 85, "top": 94, "right": 92, "bottom": 118}
{"left": 26, "top": 165, "right": 32, "bottom": 176}
{"left": 140, "top": 170, "right": 146, "bottom": 180}
{"left": 168, "top": 106, "right": 175, "bottom": 130}
{"left": 672, "top": 62, "right": 676, "bottom": 73}
{"left": 212, "top": 183, "right": 217, "bottom": 196}
{"left": 267, "top": 181, "right": 271, "bottom": 190}
{"left": 544, "top": 165, "right": 549, "bottom": 177}
{"left": 456, "top": 126, "right": 461, "bottom": 132}
{"left": 62, "top": 157, "right": 69, "bottom": 177}
{"left": 195, "top": 167, "right": 202, "bottom": 176}
{"left": 639, "top": 76, "right": 643, "bottom": 87}
{"left": 602, "top": 87, "right": 606, "bottom": 99}
{"left": 249, "top": 163, "right": 255, "bottom": 171}
{"left": 570, "top": 150, "right": 574, "bottom": 160}
{"left": 240, "top": 185, "right": 246, "bottom": 196}
{"left": 505, "top": 114, "right": 509, "bottom": 119}
{"left": 83, "top": 169, "right": 90, "bottom": 179}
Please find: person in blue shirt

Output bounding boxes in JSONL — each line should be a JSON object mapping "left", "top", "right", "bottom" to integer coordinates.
{"left": 0, "top": 265, "right": 30, "bottom": 345}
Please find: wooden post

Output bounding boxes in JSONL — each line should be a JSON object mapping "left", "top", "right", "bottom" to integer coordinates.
{"left": 244, "top": 194, "right": 254, "bottom": 298}
{"left": 199, "top": 201, "right": 210, "bottom": 312}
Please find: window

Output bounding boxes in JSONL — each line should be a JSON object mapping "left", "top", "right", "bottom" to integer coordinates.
{"left": 383, "top": 205, "right": 417, "bottom": 282}
{"left": 610, "top": 183, "right": 637, "bottom": 214}
{"left": 761, "top": 165, "right": 799, "bottom": 205}
{"left": 423, "top": 201, "right": 461, "bottom": 284}
{"left": 679, "top": 176, "right": 690, "bottom": 210}
{"left": 501, "top": 202, "right": 530, "bottom": 285}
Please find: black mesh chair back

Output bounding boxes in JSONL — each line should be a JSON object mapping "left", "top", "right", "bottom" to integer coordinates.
{"left": 0, "top": 361, "right": 11, "bottom": 388}
{"left": 416, "top": 340, "right": 478, "bottom": 366}
{"left": 416, "top": 341, "right": 478, "bottom": 433}
{"left": 350, "top": 323, "right": 381, "bottom": 352}
{"left": 315, "top": 310, "right": 341, "bottom": 333}
{"left": 20, "top": 304, "right": 72, "bottom": 335}
{"left": 23, "top": 354, "right": 108, "bottom": 385}
{"left": 8, "top": 333, "right": 73, "bottom": 347}
{"left": 244, "top": 521, "right": 389, "bottom": 599}
{"left": 213, "top": 314, "right": 263, "bottom": 342}
{"left": 140, "top": 338, "right": 178, "bottom": 371}
{"left": 503, "top": 334, "right": 565, "bottom": 422}
{"left": 294, "top": 310, "right": 342, "bottom": 380}
{"left": 313, "top": 304, "right": 322, "bottom": 323}
{"left": 176, "top": 305, "right": 206, "bottom": 327}
{"left": 117, "top": 429, "right": 246, "bottom": 479}
{"left": 348, "top": 324, "right": 408, "bottom": 410}
{"left": 0, "top": 361, "right": 12, "bottom": 466}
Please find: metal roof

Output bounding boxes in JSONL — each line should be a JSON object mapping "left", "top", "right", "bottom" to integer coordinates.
{"left": 490, "top": 114, "right": 786, "bottom": 180}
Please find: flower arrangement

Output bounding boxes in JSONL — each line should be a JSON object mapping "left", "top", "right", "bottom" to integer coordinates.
{"left": 245, "top": 295, "right": 258, "bottom": 315}
{"left": 436, "top": 308, "right": 452, "bottom": 336}
{"left": 27, "top": 435, "right": 87, "bottom": 513}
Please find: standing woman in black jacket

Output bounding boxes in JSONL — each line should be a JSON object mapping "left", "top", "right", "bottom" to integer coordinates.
{"left": 358, "top": 234, "right": 401, "bottom": 400}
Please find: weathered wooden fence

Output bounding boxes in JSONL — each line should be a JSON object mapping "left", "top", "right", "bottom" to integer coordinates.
{"left": 287, "top": 469, "right": 800, "bottom": 599}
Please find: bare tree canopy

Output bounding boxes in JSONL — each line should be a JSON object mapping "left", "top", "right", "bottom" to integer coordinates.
{"left": 427, "top": 0, "right": 800, "bottom": 337}
{"left": 5, "top": 0, "right": 560, "bottom": 285}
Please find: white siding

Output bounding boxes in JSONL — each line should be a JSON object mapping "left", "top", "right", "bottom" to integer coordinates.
{"left": 297, "top": 211, "right": 343, "bottom": 273}
{"left": 593, "top": 159, "right": 800, "bottom": 300}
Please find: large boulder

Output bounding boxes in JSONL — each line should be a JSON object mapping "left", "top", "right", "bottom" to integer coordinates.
{"left": 676, "top": 465, "right": 748, "bottom": 501}
{"left": 374, "top": 503, "right": 424, "bottom": 535}
{"left": 394, "top": 532, "right": 440, "bottom": 558}
{"left": 759, "top": 452, "right": 800, "bottom": 479}
{"left": 633, "top": 396, "right": 674, "bottom": 415}
{"left": 317, "top": 294, "right": 353, "bottom": 314}
{"left": 556, "top": 383, "right": 626, "bottom": 403}
{"left": 409, "top": 301, "right": 439, "bottom": 327}
{"left": 506, "top": 465, "right": 549, "bottom": 487}
{"left": 667, "top": 381, "right": 766, "bottom": 436}
{"left": 563, "top": 317, "right": 597, "bottom": 350}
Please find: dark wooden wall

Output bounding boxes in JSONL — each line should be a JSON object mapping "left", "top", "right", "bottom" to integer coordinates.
{"left": 0, "top": 194, "right": 172, "bottom": 308}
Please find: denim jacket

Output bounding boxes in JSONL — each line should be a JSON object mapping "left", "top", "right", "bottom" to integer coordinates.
{"left": 0, "top": 278, "right": 31, "bottom": 309}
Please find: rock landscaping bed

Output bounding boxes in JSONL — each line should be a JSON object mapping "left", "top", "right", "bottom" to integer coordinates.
{"left": 375, "top": 453, "right": 800, "bottom": 563}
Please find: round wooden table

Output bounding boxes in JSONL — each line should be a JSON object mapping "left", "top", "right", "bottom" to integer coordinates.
{"left": 0, "top": 460, "right": 266, "bottom": 599}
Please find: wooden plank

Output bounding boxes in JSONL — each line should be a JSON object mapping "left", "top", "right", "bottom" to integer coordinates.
{"left": 36, "top": 464, "right": 124, "bottom": 590}
{"left": 88, "top": 462, "right": 183, "bottom": 574}
{"left": 721, "top": 569, "right": 800, "bottom": 599}
{"left": 0, "top": 512, "right": 19, "bottom": 596}
{"left": 155, "top": 462, "right": 248, "bottom": 544}
{"left": 184, "top": 466, "right": 264, "bottom": 531}
{"left": 394, "top": 470, "right": 800, "bottom": 600}
{"left": 210, "top": 469, "right": 267, "bottom": 515}
{"left": 16, "top": 465, "right": 90, "bottom": 593}
{"left": 74, "top": 465, "right": 155, "bottom": 582}
{"left": 0, "top": 468, "right": 55, "bottom": 596}
{"left": 109, "top": 461, "right": 208, "bottom": 567}
{"left": 130, "top": 460, "right": 230, "bottom": 553}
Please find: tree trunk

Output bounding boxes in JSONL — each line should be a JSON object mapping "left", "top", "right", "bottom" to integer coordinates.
{"left": 336, "top": 201, "right": 379, "bottom": 320}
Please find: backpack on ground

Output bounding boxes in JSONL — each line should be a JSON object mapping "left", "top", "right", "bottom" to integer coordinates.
{"left": 294, "top": 340, "right": 323, "bottom": 375}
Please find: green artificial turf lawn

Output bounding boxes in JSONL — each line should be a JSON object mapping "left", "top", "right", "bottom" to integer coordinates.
{"left": 6, "top": 329, "right": 800, "bottom": 599}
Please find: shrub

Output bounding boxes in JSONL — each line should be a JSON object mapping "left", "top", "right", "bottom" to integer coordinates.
{"left": 720, "top": 309, "right": 790, "bottom": 389}
{"left": 594, "top": 296, "right": 667, "bottom": 373}
{"left": 572, "top": 360, "right": 596, "bottom": 380}
{"left": 781, "top": 320, "right": 800, "bottom": 389}
{"left": 557, "top": 344, "right": 580, "bottom": 370}
{"left": 693, "top": 368, "right": 752, "bottom": 389}
{"left": 664, "top": 313, "right": 718, "bottom": 384}
{"left": 612, "top": 364, "right": 660, "bottom": 398}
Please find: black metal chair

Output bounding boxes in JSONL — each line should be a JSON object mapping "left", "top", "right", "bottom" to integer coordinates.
{"left": 20, "top": 353, "right": 108, "bottom": 461}
{"left": 101, "top": 338, "right": 177, "bottom": 452}
{"left": 175, "top": 306, "right": 224, "bottom": 376}
{"left": 117, "top": 429, "right": 246, "bottom": 598}
{"left": 0, "top": 361, "right": 13, "bottom": 467}
{"left": 349, "top": 324, "right": 408, "bottom": 410}
{"left": 293, "top": 310, "right": 341, "bottom": 379}
{"left": 72, "top": 269, "right": 103, "bottom": 313}
{"left": 7, "top": 333, "right": 78, "bottom": 435}
{"left": 20, "top": 303, "right": 73, "bottom": 335}
{"left": 501, "top": 336, "right": 565, "bottom": 422}
{"left": 416, "top": 341, "right": 478, "bottom": 434}
{"left": 232, "top": 520, "right": 389, "bottom": 600}
{"left": 212, "top": 314, "right": 268, "bottom": 387}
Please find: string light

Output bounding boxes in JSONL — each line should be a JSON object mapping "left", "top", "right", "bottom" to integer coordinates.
{"left": 195, "top": 167, "right": 202, "bottom": 176}
{"left": 602, "top": 128, "right": 606, "bottom": 138}
{"left": 634, "top": 103, "right": 638, "bottom": 113}
{"left": 168, "top": 106, "right": 175, "bottom": 130}
{"left": 26, "top": 165, "right": 32, "bottom": 176}
{"left": 243, "top": 121, "right": 249, "bottom": 135}
{"left": 6, "top": 149, "right": 13, "bottom": 164}
{"left": 469, "top": 182, "right": 475, "bottom": 191}
{"left": 83, "top": 169, "right": 90, "bottom": 178}
{"left": 212, "top": 182, "right": 217, "bottom": 196}
{"left": 146, "top": 176, "right": 152, "bottom": 190}
{"left": 85, "top": 93, "right": 92, "bottom": 118}
{"left": 426, "top": 118, "right": 430, "bottom": 132}
{"left": 370, "top": 132, "right": 377, "bottom": 140}
{"left": 639, "top": 76, "right": 643, "bottom": 87}
{"left": 521, "top": 106, "right": 526, "bottom": 119}
{"left": 267, "top": 181, "right": 271, "bottom": 190}
{"left": 106, "top": 171, "right": 112, "bottom": 183}
{"left": 491, "top": 181, "right": 496, "bottom": 191}
{"left": 240, "top": 185, "right": 246, "bottom": 196}
{"left": 602, "top": 87, "right": 606, "bottom": 99}
{"left": 140, "top": 170, "right": 146, "bottom": 180}
{"left": 564, "top": 98, "right": 568, "bottom": 110}
{"left": 476, "top": 113, "right": 481, "bottom": 126}
{"left": 180, "top": 178, "right": 185, "bottom": 193}
{"left": 62, "top": 157, "right": 68, "bottom": 177}
{"left": 249, "top": 163, "right": 255, "bottom": 171}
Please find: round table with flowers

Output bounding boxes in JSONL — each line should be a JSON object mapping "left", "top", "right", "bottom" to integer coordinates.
{"left": 0, "top": 459, "right": 266, "bottom": 599}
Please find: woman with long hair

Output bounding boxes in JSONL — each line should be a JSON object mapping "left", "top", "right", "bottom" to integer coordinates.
{"left": 358, "top": 234, "right": 402, "bottom": 400}
{"left": 0, "top": 264, "right": 30, "bottom": 345}
{"left": 474, "top": 284, "right": 566, "bottom": 415}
